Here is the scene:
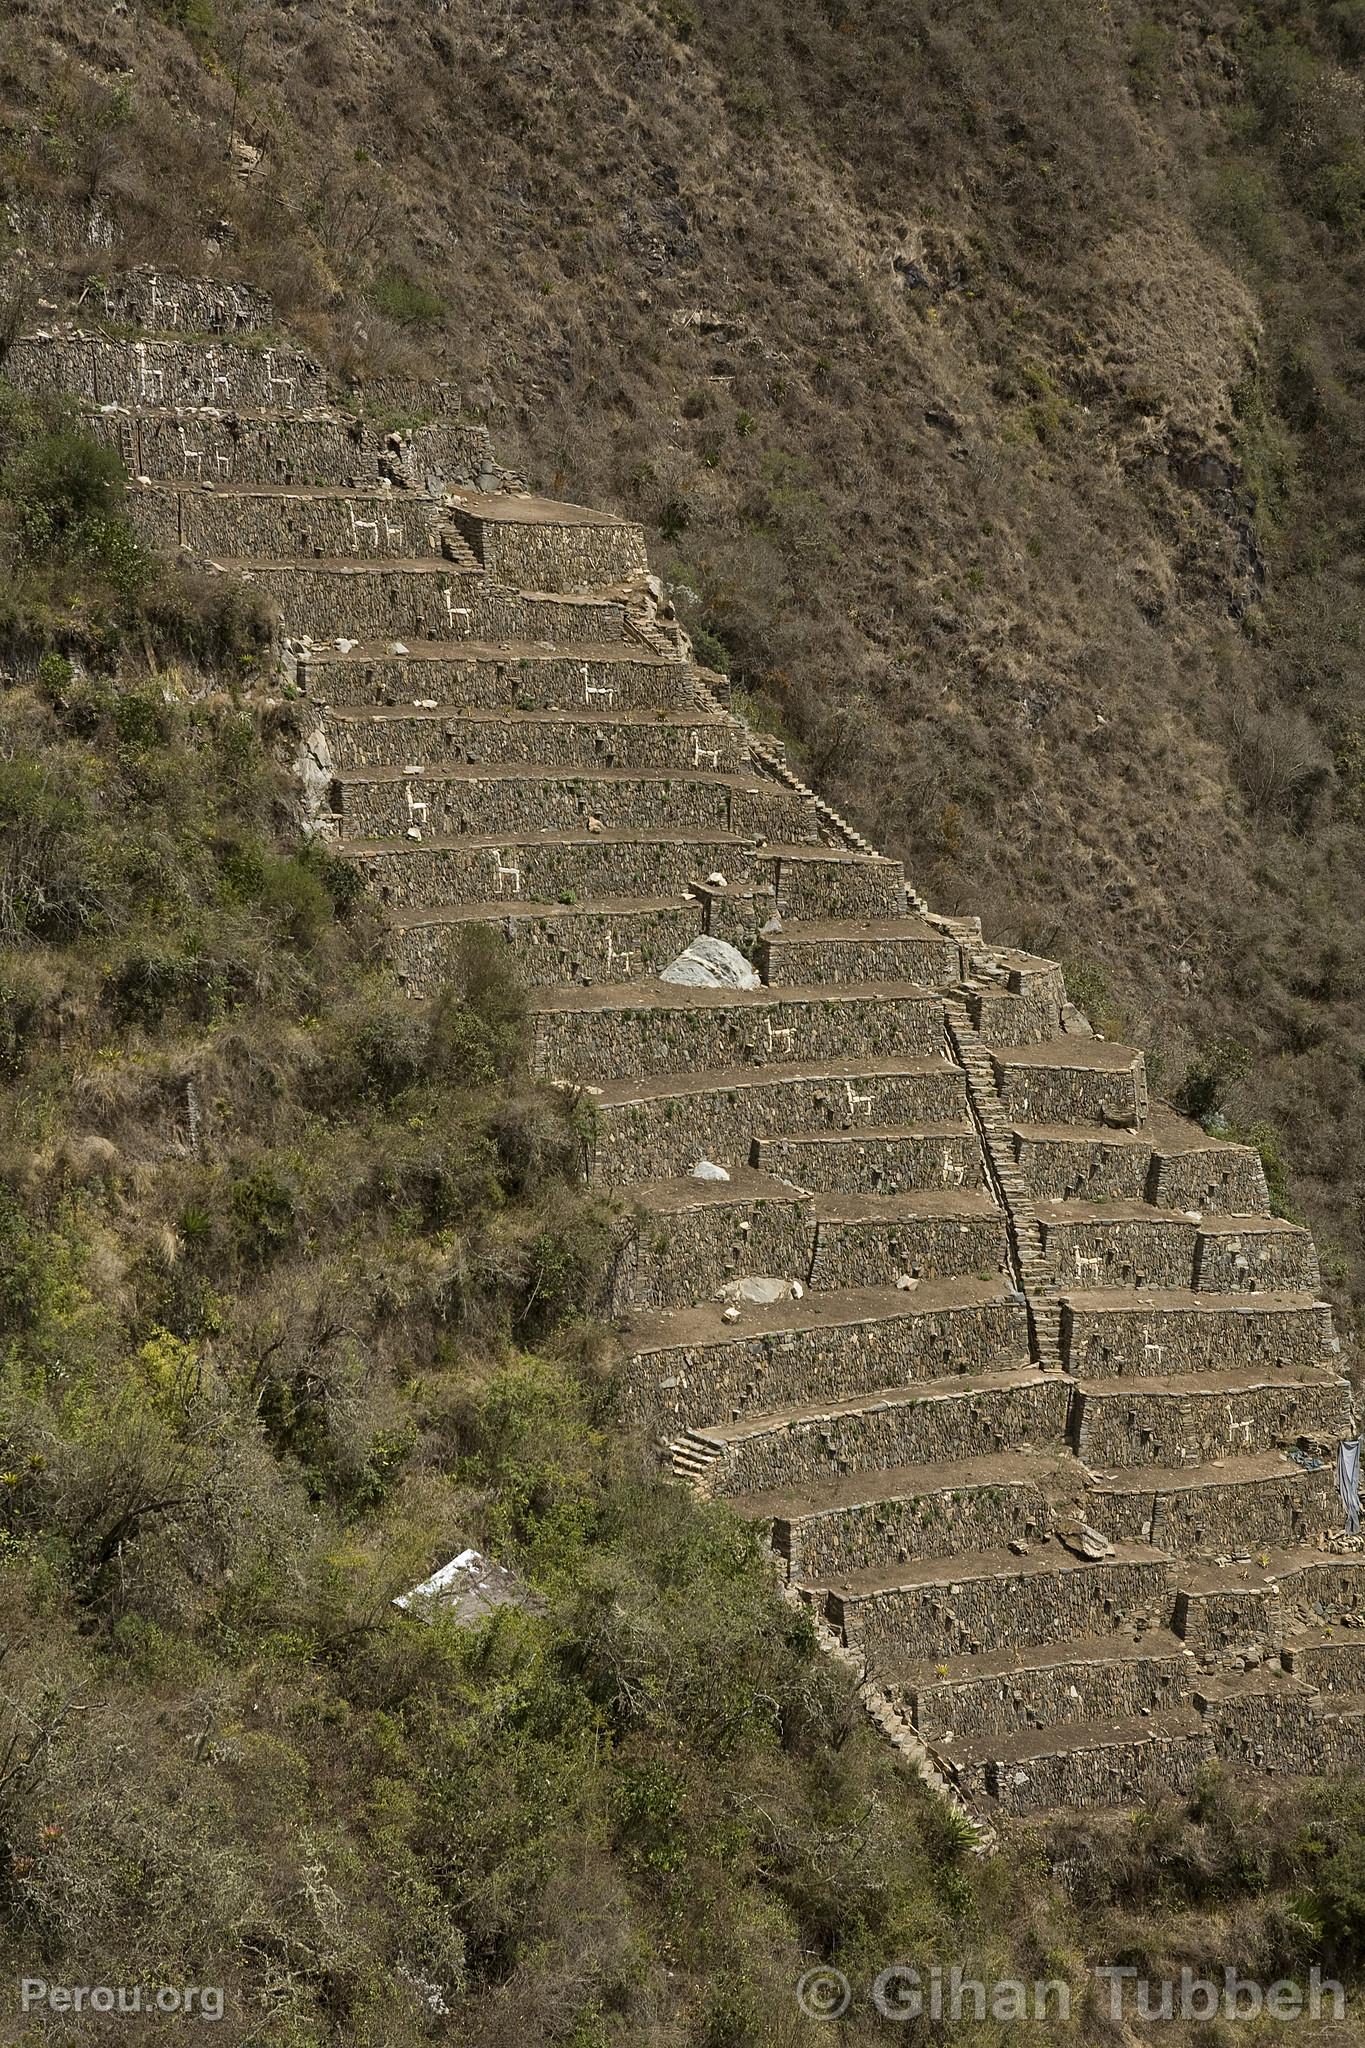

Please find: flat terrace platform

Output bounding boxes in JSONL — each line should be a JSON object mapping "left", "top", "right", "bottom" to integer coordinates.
{"left": 730, "top": 1448, "right": 1080, "bottom": 1526}
{"left": 624, "top": 1275, "right": 1013, "bottom": 1354}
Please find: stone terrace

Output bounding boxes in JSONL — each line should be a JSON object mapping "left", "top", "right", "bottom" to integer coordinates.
{"left": 24, "top": 285, "right": 1360, "bottom": 1828}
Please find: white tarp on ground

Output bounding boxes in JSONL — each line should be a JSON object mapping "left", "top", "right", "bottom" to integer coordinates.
{"left": 394, "top": 1547, "right": 538, "bottom": 1623}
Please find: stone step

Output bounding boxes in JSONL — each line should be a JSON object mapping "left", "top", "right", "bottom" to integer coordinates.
{"left": 751, "top": 1125, "right": 986, "bottom": 1196}
{"left": 1059, "top": 1288, "right": 1336, "bottom": 1379}
{"left": 1038, "top": 1200, "right": 1217, "bottom": 1292}
{"left": 530, "top": 981, "right": 946, "bottom": 1087}
{"left": 440, "top": 526, "right": 482, "bottom": 573}
{"left": 960, "top": 952, "right": 1067, "bottom": 1045}
{"left": 1193, "top": 1215, "right": 1322, "bottom": 1295}
{"left": 1012, "top": 1109, "right": 1271, "bottom": 1213}
{"left": 7, "top": 332, "right": 329, "bottom": 411}
{"left": 1069, "top": 1365, "right": 1352, "bottom": 1469}
{"left": 1175, "top": 1550, "right": 1365, "bottom": 1660}
{"left": 733, "top": 1451, "right": 1078, "bottom": 1577}
{"left": 298, "top": 640, "right": 700, "bottom": 712}
{"left": 329, "top": 762, "right": 813, "bottom": 843}
{"left": 1086, "top": 1452, "right": 1337, "bottom": 1559}
{"left": 812, "top": 1541, "right": 1175, "bottom": 1663}
{"left": 806, "top": 1190, "right": 1011, "bottom": 1290}
{"left": 608, "top": 1168, "right": 814, "bottom": 1315}
{"left": 667, "top": 1427, "right": 728, "bottom": 1490}
{"left": 351, "top": 828, "right": 751, "bottom": 913}
{"left": 987, "top": 1038, "right": 1148, "bottom": 1129}
{"left": 86, "top": 398, "right": 498, "bottom": 495}
{"left": 78, "top": 271, "right": 272, "bottom": 333}
{"left": 757, "top": 917, "right": 961, "bottom": 987}
{"left": 895, "top": 1630, "right": 1195, "bottom": 1742}
{"left": 444, "top": 486, "right": 649, "bottom": 593}
{"left": 385, "top": 894, "right": 705, "bottom": 992}
{"left": 126, "top": 480, "right": 441, "bottom": 558}
{"left": 688, "top": 1368, "right": 1070, "bottom": 1500}
{"left": 1283, "top": 1632, "right": 1365, "bottom": 1694}
{"left": 754, "top": 845, "right": 906, "bottom": 922}
{"left": 86, "top": 406, "right": 413, "bottom": 489}
{"left": 612, "top": 1180, "right": 1012, "bottom": 1312}
{"left": 952, "top": 1706, "right": 1212, "bottom": 1815}
{"left": 1194, "top": 1664, "right": 1364, "bottom": 1773}
{"left": 324, "top": 703, "right": 747, "bottom": 774}
{"left": 585, "top": 1055, "right": 968, "bottom": 1183}
{"left": 619, "top": 1280, "right": 1030, "bottom": 1438}
{"left": 229, "top": 559, "right": 635, "bottom": 644}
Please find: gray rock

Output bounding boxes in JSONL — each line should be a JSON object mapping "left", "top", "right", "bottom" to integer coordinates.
{"left": 660, "top": 936, "right": 761, "bottom": 990}
{"left": 692, "top": 1159, "right": 730, "bottom": 1182}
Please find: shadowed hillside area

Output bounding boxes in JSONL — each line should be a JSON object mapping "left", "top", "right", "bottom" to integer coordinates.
{"left": 5, "top": 1, "right": 1365, "bottom": 2042}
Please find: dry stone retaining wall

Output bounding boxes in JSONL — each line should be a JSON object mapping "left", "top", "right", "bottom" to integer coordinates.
{"left": 333, "top": 767, "right": 761, "bottom": 840}
{"left": 623, "top": 1297, "right": 1030, "bottom": 1437}
{"left": 708, "top": 1376, "right": 1073, "bottom": 1500}
{"left": 992, "top": 1049, "right": 1146, "bottom": 1125}
{"left": 127, "top": 486, "right": 440, "bottom": 559}
{"left": 752, "top": 1128, "right": 984, "bottom": 1195}
{"left": 533, "top": 989, "right": 944, "bottom": 1085}
{"left": 1061, "top": 1296, "right": 1335, "bottom": 1379}
{"left": 783, "top": 1476, "right": 1054, "bottom": 1578}
{"left": 1070, "top": 1375, "right": 1351, "bottom": 1467}
{"left": 81, "top": 267, "right": 271, "bottom": 332}
{"left": 908, "top": 1645, "right": 1192, "bottom": 1742}
{"left": 449, "top": 507, "right": 649, "bottom": 592}
{"left": 306, "top": 651, "right": 698, "bottom": 712}
{"left": 7, "top": 334, "right": 327, "bottom": 411}
{"left": 250, "top": 565, "right": 632, "bottom": 643}
{"left": 829, "top": 1554, "right": 1173, "bottom": 1661}
{"left": 589, "top": 1064, "right": 967, "bottom": 1181}
{"left": 613, "top": 1194, "right": 815, "bottom": 1314}
{"left": 1285, "top": 1639, "right": 1365, "bottom": 1690}
{"left": 328, "top": 712, "right": 745, "bottom": 775}
{"left": 968, "top": 1727, "right": 1213, "bottom": 1816}
{"left": 389, "top": 902, "right": 703, "bottom": 992}
{"left": 1194, "top": 1221, "right": 1321, "bottom": 1294}
{"left": 759, "top": 850, "right": 905, "bottom": 920}
{"left": 759, "top": 931, "right": 960, "bottom": 986}
{"left": 352, "top": 835, "right": 743, "bottom": 910}
{"left": 1040, "top": 1212, "right": 1199, "bottom": 1290}
{"left": 807, "top": 1209, "right": 1009, "bottom": 1289}
{"left": 1090, "top": 1468, "right": 1334, "bottom": 1554}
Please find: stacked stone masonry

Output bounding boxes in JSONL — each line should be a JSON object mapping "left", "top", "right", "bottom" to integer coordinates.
{"left": 30, "top": 299, "right": 1360, "bottom": 1821}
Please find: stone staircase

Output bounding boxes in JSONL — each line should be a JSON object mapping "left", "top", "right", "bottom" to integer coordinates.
{"left": 17, "top": 274, "right": 1362, "bottom": 1827}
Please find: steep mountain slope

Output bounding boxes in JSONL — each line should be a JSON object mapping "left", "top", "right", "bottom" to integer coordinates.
{"left": 4, "top": 3, "right": 1365, "bottom": 2041}
{"left": 5, "top": 0, "right": 1361, "bottom": 1333}
{"left": 7, "top": 243, "right": 1365, "bottom": 2048}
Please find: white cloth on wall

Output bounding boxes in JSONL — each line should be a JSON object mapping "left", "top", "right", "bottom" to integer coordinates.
{"left": 1337, "top": 1438, "right": 1361, "bottom": 1536}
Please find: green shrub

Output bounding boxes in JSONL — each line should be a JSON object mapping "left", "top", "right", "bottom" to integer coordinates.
{"left": 1174, "top": 1037, "right": 1251, "bottom": 1123}
{"left": 367, "top": 273, "right": 445, "bottom": 328}
{"left": 228, "top": 1162, "right": 299, "bottom": 1266}
{"left": 689, "top": 623, "right": 732, "bottom": 674}
{"left": 3, "top": 426, "right": 124, "bottom": 554}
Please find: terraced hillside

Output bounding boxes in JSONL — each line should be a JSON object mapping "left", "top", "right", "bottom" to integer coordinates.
{"left": 18, "top": 274, "right": 1364, "bottom": 1825}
